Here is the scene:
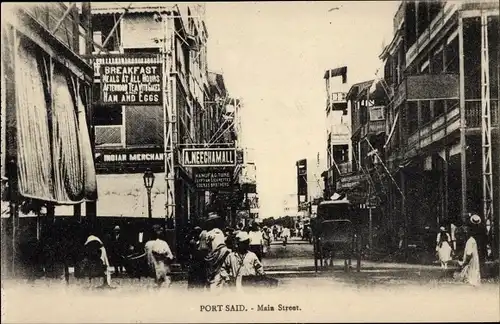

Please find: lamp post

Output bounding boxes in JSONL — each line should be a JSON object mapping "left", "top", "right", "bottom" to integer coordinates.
{"left": 143, "top": 169, "right": 155, "bottom": 219}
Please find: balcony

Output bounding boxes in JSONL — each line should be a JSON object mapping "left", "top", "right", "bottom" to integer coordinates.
{"left": 405, "top": 105, "right": 460, "bottom": 159}
{"left": 394, "top": 73, "right": 459, "bottom": 107}
{"left": 23, "top": 3, "right": 83, "bottom": 54}
{"left": 465, "top": 99, "right": 499, "bottom": 130}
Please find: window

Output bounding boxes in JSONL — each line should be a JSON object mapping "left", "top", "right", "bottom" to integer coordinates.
{"left": 407, "top": 101, "right": 418, "bottom": 134}
{"left": 420, "top": 100, "right": 431, "bottom": 125}
{"left": 417, "top": 2, "right": 429, "bottom": 36}
{"left": 92, "top": 15, "right": 121, "bottom": 52}
{"left": 94, "top": 104, "right": 123, "bottom": 146}
{"left": 429, "top": 1, "right": 443, "bottom": 23}
{"left": 405, "top": 2, "right": 417, "bottom": 48}
{"left": 444, "top": 36, "right": 459, "bottom": 73}
{"left": 433, "top": 100, "right": 445, "bottom": 117}
{"left": 94, "top": 105, "right": 123, "bottom": 126}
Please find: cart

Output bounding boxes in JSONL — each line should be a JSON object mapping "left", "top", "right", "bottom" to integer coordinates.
{"left": 313, "top": 200, "right": 362, "bottom": 272}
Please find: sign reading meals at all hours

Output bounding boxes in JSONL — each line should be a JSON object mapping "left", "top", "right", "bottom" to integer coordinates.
{"left": 100, "top": 63, "right": 162, "bottom": 105}
{"left": 182, "top": 148, "right": 236, "bottom": 167}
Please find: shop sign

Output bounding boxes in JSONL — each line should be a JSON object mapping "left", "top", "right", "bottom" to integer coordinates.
{"left": 336, "top": 173, "right": 367, "bottom": 190}
{"left": 99, "top": 63, "right": 162, "bottom": 105}
{"left": 95, "top": 148, "right": 165, "bottom": 173}
{"left": 194, "top": 169, "right": 233, "bottom": 190}
{"left": 181, "top": 148, "right": 236, "bottom": 167}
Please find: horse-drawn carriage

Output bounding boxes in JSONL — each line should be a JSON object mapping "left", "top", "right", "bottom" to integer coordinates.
{"left": 312, "top": 199, "right": 362, "bottom": 272}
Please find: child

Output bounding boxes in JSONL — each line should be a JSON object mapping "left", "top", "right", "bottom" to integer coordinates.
{"left": 222, "top": 231, "right": 264, "bottom": 290}
{"left": 436, "top": 230, "right": 452, "bottom": 270}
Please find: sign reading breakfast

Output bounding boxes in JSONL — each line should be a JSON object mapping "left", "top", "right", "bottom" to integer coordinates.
{"left": 100, "top": 63, "right": 162, "bottom": 105}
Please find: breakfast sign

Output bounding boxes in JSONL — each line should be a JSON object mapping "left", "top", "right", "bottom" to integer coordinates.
{"left": 99, "top": 63, "right": 162, "bottom": 105}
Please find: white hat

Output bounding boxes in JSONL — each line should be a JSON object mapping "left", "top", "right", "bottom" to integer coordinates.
{"left": 235, "top": 231, "right": 250, "bottom": 242}
{"left": 439, "top": 226, "right": 445, "bottom": 231}
{"left": 470, "top": 214, "right": 481, "bottom": 225}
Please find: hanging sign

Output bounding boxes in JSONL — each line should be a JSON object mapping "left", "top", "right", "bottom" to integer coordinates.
{"left": 181, "top": 148, "right": 236, "bottom": 167}
{"left": 99, "top": 63, "right": 162, "bottom": 105}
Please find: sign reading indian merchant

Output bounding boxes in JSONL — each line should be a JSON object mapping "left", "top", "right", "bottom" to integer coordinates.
{"left": 182, "top": 148, "right": 236, "bottom": 168}
{"left": 100, "top": 63, "right": 162, "bottom": 105}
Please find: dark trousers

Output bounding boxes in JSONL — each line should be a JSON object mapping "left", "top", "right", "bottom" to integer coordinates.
{"left": 249, "top": 245, "right": 263, "bottom": 261}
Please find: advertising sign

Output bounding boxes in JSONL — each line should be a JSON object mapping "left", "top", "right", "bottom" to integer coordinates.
{"left": 194, "top": 169, "right": 233, "bottom": 190}
{"left": 95, "top": 148, "right": 165, "bottom": 173}
{"left": 100, "top": 63, "right": 162, "bottom": 105}
{"left": 181, "top": 148, "right": 236, "bottom": 167}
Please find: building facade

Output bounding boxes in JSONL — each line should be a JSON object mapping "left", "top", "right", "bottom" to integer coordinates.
{"left": 322, "top": 66, "right": 352, "bottom": 199}
{"left": 1, "top": 3, "right": 97, "bottom": 276}
{"left": 381, "top": 0, "right": 499, "bottom": 256}
{"left": 87, "top": 3, "right": 242, "bottom": 258}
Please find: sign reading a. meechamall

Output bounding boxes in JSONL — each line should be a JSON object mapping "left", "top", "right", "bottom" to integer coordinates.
{"left": 100, "top": 63, "right": 162, "bottom": 105}
{"left": 182, "top": 148, "right": 236, "bottom": 168}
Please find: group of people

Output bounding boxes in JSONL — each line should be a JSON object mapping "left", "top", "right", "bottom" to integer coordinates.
{"left": 186, "top": 215, "right": 266, "bottom": 291}
{"left": 80, "top": 223, "right": 174, "bottom": 288}
{"left": 435, "top": 214, "right": 486, "bottom": 286}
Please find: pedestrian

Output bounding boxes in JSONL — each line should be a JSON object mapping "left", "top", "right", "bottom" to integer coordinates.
{"left": 262, "top": 226, "right": 271, "bottom": 256}
{"left": 81, "top": 228, "right": 113, "bottom": 288}
{"left": 436, "top": 227, "right": 452, "bottom": 270}
{"left": 187, "top": 226, "right": 208, "bottom": 289}
{"left": 281, "top": 227, "right": 290, "bottom": 246}
{"left": 272, "top": 225, "right": 278, "bottom": 241}
{"left": 144, "top": 224, "right": 174, "bottom": 288}
{"left": 456, "top": 215, "right": 481, "bottom": 287}
{"left": 450, "top": 222, "right": 458, "bottom": 255}
{"left": 435, "top": 226, "right": 451, "bottom": 253}
{"left": 398, "top": 225, "right": 405, "bottom": 250}
{"left": 108, "top": 225, "right": 127, "bottom": 277}
{"left": 221, "top": 231, "right": 265, "bottom": 291}
{"left": 204, "top": 228, "right": 231, "bottom": 291}
{"left": 248, "top": 223, "right": 264, "bottom": 261}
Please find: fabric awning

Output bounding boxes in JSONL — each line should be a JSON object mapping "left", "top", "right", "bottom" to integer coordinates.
{"left": 14, "top": 38, "right": 97, "bottom": 205}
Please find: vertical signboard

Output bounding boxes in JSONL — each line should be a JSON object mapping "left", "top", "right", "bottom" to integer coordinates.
{"left": 297, "top": 159, "right": 308, "bottom": 210}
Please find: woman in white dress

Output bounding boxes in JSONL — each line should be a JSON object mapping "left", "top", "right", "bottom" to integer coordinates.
{"left": 457, "top": 215, "right": 481, "bottom": 286}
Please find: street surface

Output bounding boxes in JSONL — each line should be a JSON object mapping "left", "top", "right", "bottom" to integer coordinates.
{"left": 2, "top": 236, "right": 499, "bottom": 323}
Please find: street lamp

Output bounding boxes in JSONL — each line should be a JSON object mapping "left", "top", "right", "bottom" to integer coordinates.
{"left": 143, "top": 169, "right": 155, "bottom": 219}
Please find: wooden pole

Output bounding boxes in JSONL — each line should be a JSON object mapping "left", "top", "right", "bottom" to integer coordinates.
{"left": 458, "top": 13, "right": 468, "bottom": 224}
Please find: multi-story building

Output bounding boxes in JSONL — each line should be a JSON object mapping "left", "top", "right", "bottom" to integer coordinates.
{"left": 1, "top": 3, "right": 97, "bottom": 276}
{"left": 334, "top": 80, "right": 389, "bottom": 233}
{"left": 86, "top": 3, "right": 242, "bottom": 258}
{"left": 322, "top": 66, "right": 352, "bottom": 198}
{"left": 381, "top": 0, "right": 499, "bottom": 255}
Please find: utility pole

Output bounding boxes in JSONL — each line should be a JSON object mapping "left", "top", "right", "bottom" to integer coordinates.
{"left": 160, "top": 11, "right": 177, "bottom": 230}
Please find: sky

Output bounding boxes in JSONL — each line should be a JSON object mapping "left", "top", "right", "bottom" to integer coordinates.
{"left": 205, "top": 1, "right": 398, "bottom": 218}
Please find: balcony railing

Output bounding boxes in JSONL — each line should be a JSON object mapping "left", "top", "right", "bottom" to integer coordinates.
{"left": 465, "top": 99, "right": 499, "bottom": 128}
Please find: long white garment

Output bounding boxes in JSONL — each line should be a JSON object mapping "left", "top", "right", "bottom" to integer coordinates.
{"left": 461, "top": 237, "right": 481, "bottom": 286}
{"left": 438, "top": 241, "right": 452, "bottom": 263}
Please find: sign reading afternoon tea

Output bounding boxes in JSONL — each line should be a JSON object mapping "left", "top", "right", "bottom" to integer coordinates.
{"left": 100, "top": 63, "right": 162, "bottom": 105}
{"left": 182, "top": 148, "right": 236, "bottom": 167}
